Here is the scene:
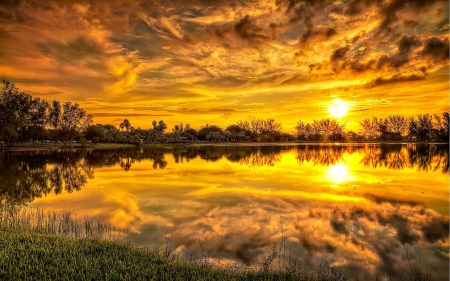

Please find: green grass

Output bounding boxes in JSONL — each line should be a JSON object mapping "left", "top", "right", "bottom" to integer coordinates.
{"left": 0, "top": 230, "right": 350, "bottom": 281}
{"left": 0, "top": 205, "right": 348, "bottom": 281}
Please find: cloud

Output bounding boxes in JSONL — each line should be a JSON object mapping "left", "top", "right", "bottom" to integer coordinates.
{"left": 300, "top": 27, "right": 337, "bottom": 43}
{"left": 421, "top": 36, "right": 450, "bottom": 63}
{"left": 363, "top": 193, "right": 422, "bottom": 207}
{"left": 233, "top": 15, "right": 270, "bottom": 44}
{"left": 377, "top": 0, "right": 441, "bottom": 34}
{"left": 330, "top": 46, "right": 350, "bottom": 62}
{"left": 330, "top": 219, "right": 349, "bottom": 235}
{"left": 365, "top": 73, "right": 426, "bottom": 88}
{"left": 376, "top": 35, "right": 422, "bottom": 69}
{"left": 37, "top": 37, "right": 105, "bottom": 62}
{"left": 420, "top": 216, "right": 450, "bottom": 243}
{"left": 0, "top": 0, "right": 448, "bottom": 130}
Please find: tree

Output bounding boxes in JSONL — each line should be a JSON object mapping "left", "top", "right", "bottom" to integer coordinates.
{"left": 120, "top": 119, "right": 131, "bottom": 132}
{"left": 26, "top": 97, "right": 50, "bottom": 142}
{"left": 434, "top": 112, "right": 449, "bottom": 141}
{"left": 374, "top": 118, "right": 391, "bottom": 140}
{"left": 85, "top": 125, "right": 106, "bottom": 141}
{"left": 388, "top": 115, "right": 407, "bottom": 135}
{"left": 262, "top": 119, "right": 282, "bottom": 133}
{"left": 311, "top": 119, "right": 345, "bottom": 141}
{"left": 152, "top": 120, "right": 167, "bottom": 143}
{"left": 0, "top": 80, "right": 33, "bottom": 146}
{"left": 48, "top": 100, "right": 62, "bottom": 131}
{"left": 237, "top": 120, "right": 251, "bottom": 131}
{"left": 295, "top": 121, "right": 309, "bottom": 140}
{"left": 184, "top": 128, "right": 198, "bottom": 141}
{"left": 110, "top": 129, "right": 120, "bottom": 143}
{"left": 416, "top": 114, "right": 433, "bottom": 140}
{"left": 224, "top": 130, "right": 232, "bottom": 142}
{"left": 407, "top": 117, "right": 419, "bottom": 140}
{"left": 225, "top": 124, "right": 242, "bottom": 135}
{"left": 48, "top": 101, "right": 92, "bottom": 142}
{"left": 359, "top": 117, "right": 379, "bottom": 140}
{"left": 198, "top": 125, "right": 223, "bottom": 141}
{"left": 172, "top": 123, "right": 184, "bottom": 142}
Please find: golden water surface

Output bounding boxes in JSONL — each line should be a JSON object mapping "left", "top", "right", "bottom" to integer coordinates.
{"left": 1, "top": 144, "right": 448, "bottom": 280}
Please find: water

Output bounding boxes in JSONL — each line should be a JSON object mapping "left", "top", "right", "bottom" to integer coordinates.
{"left": 1, "top": 143, "right": 448, "bottom": 280}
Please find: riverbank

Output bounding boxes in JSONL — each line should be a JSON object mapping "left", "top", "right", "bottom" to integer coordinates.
{"left": 0, "top": 205, "right": 345, "bottom": 281}
{"left": 0, "top": 230, "right": 348, "bottom": 281}
{"left": 2, "top": 140, "right": 448, "bottom": 152}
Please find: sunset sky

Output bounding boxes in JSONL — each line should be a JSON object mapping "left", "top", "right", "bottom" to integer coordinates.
{"left": 0, "top": 0, "right": 448, "bottom": 132}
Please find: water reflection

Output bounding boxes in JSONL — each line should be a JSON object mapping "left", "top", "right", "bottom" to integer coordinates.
{"left": 0, "top": 144, "right": 448, "bottom": 205}
{"left": 1, "top": 144, "right": 448, "bottom": 280}
{"left": 0, "top": 151, "right": 93, "bottom": 204}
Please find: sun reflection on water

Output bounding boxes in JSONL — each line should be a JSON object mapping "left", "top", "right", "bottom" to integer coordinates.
{"left": 326, "top": 163, "right": 354, "bottom": 184}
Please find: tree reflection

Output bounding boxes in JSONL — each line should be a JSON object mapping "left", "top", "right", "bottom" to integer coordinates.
{"left": 0, "top": 150, "right": 92, "bottom": 204}
{"left": 1, "top": 144, "right": 448, "bottom": 205}
{"left": 295, "top": 146, "right": 352, "bottom": 166}
{"left": 360, "top": 144, "right": 449, "bottom": 173}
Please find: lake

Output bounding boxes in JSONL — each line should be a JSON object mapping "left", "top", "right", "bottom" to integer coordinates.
{"left": 1, "top": 143, "right": 448, "bottom": 280}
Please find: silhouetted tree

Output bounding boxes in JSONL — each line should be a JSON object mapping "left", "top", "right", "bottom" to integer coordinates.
{"left": 120, "top": 119, "right": 131, "bottom": 132}
{"left": 0, "top": 80, "right": 33, "bottom": 146}
{"left": 417, "top": 114, "right": 433, "bottom": 141}
{"left": 359, "top": 117, "right": 379, "bottom": 140}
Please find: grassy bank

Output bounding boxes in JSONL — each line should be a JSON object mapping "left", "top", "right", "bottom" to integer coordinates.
{"left": 0, "top": 230, "right": 348, "bottom": 281}
{"left": 0, "top": 205, "right": 347, "bottom": 281}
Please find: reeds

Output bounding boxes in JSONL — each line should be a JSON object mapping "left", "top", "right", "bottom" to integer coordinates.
{"left": 0, "top": 204, "right": 126, "bottom": 240}
{"left": 0, "top": 204, "right": 435, "bottom": 281}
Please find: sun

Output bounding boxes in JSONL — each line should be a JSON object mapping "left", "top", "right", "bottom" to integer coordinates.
{"left": 328, "top": 99, "right": 349, "bottom": 118}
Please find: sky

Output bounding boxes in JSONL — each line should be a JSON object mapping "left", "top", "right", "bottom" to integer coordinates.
{"left": 0, "top": 0, "right": 449, "bottom": 132}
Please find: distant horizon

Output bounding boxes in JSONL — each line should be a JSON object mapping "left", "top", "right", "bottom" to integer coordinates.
{"left": 0, "top": 1, "right": 448, "bottom": 132}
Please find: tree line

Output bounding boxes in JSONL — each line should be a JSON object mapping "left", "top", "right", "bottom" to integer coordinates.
{"left": 0, "top": 80, "right": 92, "bottom": 146}
{"left": 0, "top": 80, "right": 448, "bottom": 147}
{"left": 295, "top": 113, "right": 449, "bottom": 142}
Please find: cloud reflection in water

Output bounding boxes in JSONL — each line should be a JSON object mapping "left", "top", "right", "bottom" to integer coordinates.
{"left": 1, "top": 144, "right": 448, "bottom": 280}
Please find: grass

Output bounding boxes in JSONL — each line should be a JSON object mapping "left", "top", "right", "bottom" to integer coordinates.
{"left": 0, "top": 205, "right": 348, "bottom": 281}
{"left": 0, "top": 230, "right": 353, "bottom": 281}
{"left": 0, "top": 205, "right": 435, "bottom": 281}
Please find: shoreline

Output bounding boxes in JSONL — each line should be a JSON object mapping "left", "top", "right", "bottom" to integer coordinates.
{"left": 1, "top": 140, "right": 448, "bottom": 152}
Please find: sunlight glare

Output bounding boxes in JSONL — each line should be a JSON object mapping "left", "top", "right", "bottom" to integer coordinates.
{"left": 328, "top": 99, "right": 349, "bottom": 118}
{"left": 326, "top": 163, "right": 353, "bottom": 184}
